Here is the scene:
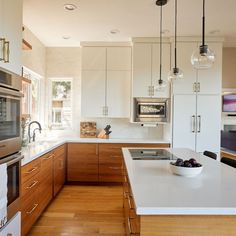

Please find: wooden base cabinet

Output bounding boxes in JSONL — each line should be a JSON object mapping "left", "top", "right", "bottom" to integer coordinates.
{"left": 53, "top": 145, "right": 66, "bottom": 196}
{"left": 67, "top": 143, "right": 99, "bottom": 182}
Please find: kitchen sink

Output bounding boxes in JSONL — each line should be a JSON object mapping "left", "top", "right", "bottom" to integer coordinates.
{"left": 129, "top": 148, "right": 177, "bottom": 160}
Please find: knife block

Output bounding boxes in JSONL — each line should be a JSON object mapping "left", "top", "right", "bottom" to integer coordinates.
{"left": 97, "top": 130, "right": 109, "bottom": 139}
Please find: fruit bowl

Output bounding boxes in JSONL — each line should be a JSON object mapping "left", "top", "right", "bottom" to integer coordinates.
{"left": 169, "top": 158, "right": 203, "bottom": 177}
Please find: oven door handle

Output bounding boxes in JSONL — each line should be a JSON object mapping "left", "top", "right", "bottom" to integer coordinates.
{"left": 0, "top": 155, "right": 23, "bottom": 166}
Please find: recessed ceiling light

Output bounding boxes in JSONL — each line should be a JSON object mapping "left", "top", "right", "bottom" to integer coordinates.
{"left": 63, "top": 4, "right": 77, "bottom": 11}
{"left": 62, "top": 35, "right": 71, "bottom": 40}
{"left": 110, "top": 29, "right": 120, "bottom": 35}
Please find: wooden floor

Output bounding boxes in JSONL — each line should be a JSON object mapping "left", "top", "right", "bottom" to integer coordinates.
{"left": 27, "top": 185, "right": 126, "bottom": 236}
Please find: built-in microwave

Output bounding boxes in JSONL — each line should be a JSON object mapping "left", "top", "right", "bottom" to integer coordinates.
{"left": 133, "top": 98, "right": 170, "bottom": 123}
{"left": 0, "top": 69, "right": 23, "bottom": 159}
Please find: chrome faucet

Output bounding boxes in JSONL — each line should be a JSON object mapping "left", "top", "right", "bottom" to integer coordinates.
{"left": 28, "top": 121, "right": 42, "bottom": 143}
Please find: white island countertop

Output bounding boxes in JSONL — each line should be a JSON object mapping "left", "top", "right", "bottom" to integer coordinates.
{"left": 122, "top": 148, "right": 236, "bottom": 215}
{"left": 21, "top": 137, "right": 169, "bottom": 166}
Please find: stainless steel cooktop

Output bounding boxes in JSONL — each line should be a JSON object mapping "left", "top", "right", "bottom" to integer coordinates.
{"left": 129, "top": 149, "right": 177, "bottom": 160}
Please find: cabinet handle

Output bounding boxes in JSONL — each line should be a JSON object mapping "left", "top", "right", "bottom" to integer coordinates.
{"left": 26, "top": 180, "right": 38, "bottom": 189}
{"left": 43, "top": 154, "right": 54, "bottom": 160}
{"left": 127, "top": 217, "right": 137, "bottom": 234}
{"left": 26, "top": 166, "right": 38, "bottom": 174}
{"left": 3, "top": 41, "right": 9, "bottom": 63}
{"left": 191, "top": 115, "right": 196, "bottom": 133}
{"left": 197, "top": 115, "right": 201, "bottom": 133}
{"left": 26, "top": 203, "right": 39, "bottom": 215}
{"left": 197, "top": 82, "right": 200, "bottom": 92}
{"left": 0, "top": 38, "right": 5, "bottom": 61}
{"left": 109, "top": 166, "right": 120, "bottom": 170}
{"left": 193, "top": 82, "right": 197, "bottom": 92}
{"left": 96, "top": 144, "right": 98, "bottom": 155}
{"left": 128, "top": 195, "right": 134, "bottom": 210}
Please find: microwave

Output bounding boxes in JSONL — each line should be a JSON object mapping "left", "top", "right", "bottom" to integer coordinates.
{"left": 133, "top": 98, "right": 170, "bottom": 123}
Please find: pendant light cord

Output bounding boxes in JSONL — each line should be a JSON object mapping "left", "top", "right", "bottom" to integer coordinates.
{"left": 159, "top": 4, "right": 163, "bottom": 84}
{"left": 202, "top": 0, "right": 205, "bottom": 46}
{"left": 174, "top": 0, "right": 177, "bottom": 69}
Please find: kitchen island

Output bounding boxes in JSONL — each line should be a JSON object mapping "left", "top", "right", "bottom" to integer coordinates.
{"left": 122, "top": 148, "right": 236, "bottom": 236}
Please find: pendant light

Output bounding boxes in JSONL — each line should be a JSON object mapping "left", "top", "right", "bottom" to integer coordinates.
{"left": 155, "top": 0, "right": 167, "bottom": 92}
{"left": 168, "top": 0, "right": 183, "bottom": 81}
{"left": 191, "top": 0, "right": 215, "bottom": 69}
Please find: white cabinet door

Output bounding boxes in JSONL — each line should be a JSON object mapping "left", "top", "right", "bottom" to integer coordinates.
{"left": 152, "top": 43, "right": 170, "bottom": 98}
{"left": 196, "top": 95, "right": 221, "bottom": 153}
{"left": 197, "top": 42, "right": 222, "bottom": 95}
{"left": 81, "top": 70, "right": 106, "bottom": 117}
{"left": 172, "top": 42, "right": 198, "bottom": 95}
{"left": 0, "top": 212, "right": 21, "bottom": 236}
{"left": 107, "top": 71, "right": 131, "bottom": 118}
{"left": 82, "top": 47, "right": 106, "bottom": 70}
{"left": 107, "top": 47, "right": 131, "bottom": 71}
{"left": 133, "top": 43, "right": 152, "bottom": 97}
{"left": 0, "top": 0, "right": 22, "bottom": 75}
{"left": 172, "top": 94, "right": 196, "bottom": 150}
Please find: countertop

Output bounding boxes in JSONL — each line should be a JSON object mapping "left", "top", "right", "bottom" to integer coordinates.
{"left": 21, "top": 137, "right": 170, "bottom": 166}
{"left": 122, "top": 147, "right": 236, "bottom": 215}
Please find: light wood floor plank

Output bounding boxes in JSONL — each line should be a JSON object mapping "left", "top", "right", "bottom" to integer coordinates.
{"left": 27, "top": 185, "right": 125, "bottom": 236}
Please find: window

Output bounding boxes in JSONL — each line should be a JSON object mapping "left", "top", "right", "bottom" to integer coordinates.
{"left": 22, "top": 67, "right": 41, "bottom": 121}
{"left": 50, "top": 79, "right": 72, "bottom": 129}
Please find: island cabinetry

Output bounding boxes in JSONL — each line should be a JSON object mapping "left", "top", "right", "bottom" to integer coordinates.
{"left": 53, "top": 145, "right": 66, "bottom": 196}
{"left": 67, "top": 143, "right": 99, "bottom": 182}
{"left": 21, "top": 158, "right": 42, "bottom": 236}
{"left": 123, "top": 166, "right": 140, "bottom": 236}
{"left": 221, "top": 150, "right": 236, "bottom": 161}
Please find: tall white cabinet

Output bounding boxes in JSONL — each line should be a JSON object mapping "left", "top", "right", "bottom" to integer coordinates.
{"left": 172, "top": 39, "right": 223, "bottom": 153}
{"left": 132, "top": 41, "right": 170, "bottom": 98}
{"left": 81, "top": 45, "right": 131, "bottom": 118}
{"left": 0, "top": 0, "right": 22, "bottom": 75}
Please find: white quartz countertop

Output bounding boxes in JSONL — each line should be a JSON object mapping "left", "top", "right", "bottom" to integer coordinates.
{"left": 21, "top": 137, "right": 169, "bottom": 166}
{"left": 122, "top": 148, "right": 236, "bottom": 215}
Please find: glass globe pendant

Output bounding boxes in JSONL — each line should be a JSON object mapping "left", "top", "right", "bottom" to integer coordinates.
{"left": 155, "top": 0, "right": 168, "bottom": 92}
{"left": 191, "top": 0, "right": 215, "bottom": 69}
{"left": 168, "top": 0, "right": 184, "bottom": 81}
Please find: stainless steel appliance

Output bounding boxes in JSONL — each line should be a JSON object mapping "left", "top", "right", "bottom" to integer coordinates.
{"left": 129, "top": 148, "right": 177, "bottom": 160}
{"left": 133, "top": 98, "right": 170, "bottom": 123}
{"left": 0, "top": 69, "right": 23, "bottom": 159}
{"left": 0, "top": 152, "right": 23, "bottom": 221}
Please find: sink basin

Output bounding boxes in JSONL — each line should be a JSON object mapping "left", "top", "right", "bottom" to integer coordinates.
{"left": 129, "top": 149, "right": 177, "bottom": 160}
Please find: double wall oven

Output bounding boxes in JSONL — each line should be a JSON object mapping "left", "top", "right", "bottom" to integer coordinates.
{"left": 0, "top": 69, "right": 23, "bottom": 222}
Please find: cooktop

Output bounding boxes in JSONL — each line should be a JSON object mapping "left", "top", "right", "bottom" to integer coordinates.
{"left": 129, "top": 148, "right": 177, "bottom": 160}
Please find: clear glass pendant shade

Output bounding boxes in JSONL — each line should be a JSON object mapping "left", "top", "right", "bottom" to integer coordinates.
{"left": 155, "top": 79, "right": 167, "bottom": 91}
{"left": 191, "top": 45, "right": 215, "bottom": 69}
{"left": 168, "top": 67, "right": 184, "bottom": 81}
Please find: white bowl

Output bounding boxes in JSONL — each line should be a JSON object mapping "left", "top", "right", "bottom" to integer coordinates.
{"left": 169, "top": 163, "right": 203, "bottom": 177}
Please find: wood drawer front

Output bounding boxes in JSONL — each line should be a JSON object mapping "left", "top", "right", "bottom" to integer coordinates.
{"left": 53, "top": 144, "right": 66, "bottom": 157}
{"left": 69, "top": 173, "right": 98, "bottom": 182}
{"left": 68, "top": 143, "right": 98, "bottom": 156}
{"left": 40, "top": 152, "right": 54, "bottom": 168}
{"left": 221, "top": 151, "right": 236, "bottom": 161}
{"left": 99, "top": 163, "right": 122, "bottom": 175}
{"left": 21, "top": 158, "right": 41, "bottom": 184}
{"left": 68, "top": 164, "right": 98, "bottom": 181}
{"left": 21, "top": 192, "right": 41, "bottom": 236}
{"left": 21, "top": 175, "right": 40, "bottom": 198}
{"left": 54, "top": 154, "right": 65, "bottom": 196}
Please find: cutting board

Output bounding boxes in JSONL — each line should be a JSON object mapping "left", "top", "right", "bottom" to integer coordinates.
{"left": 80, "top": 122, "right": 97, "bottom": 138}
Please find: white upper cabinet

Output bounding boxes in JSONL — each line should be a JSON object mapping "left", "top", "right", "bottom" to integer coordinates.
{"left": 172, "top": 41, "right": 222, "bottom": 95}
{"left": 81, "top": 46, "right": 131, "bottom": 118}
{"left": 107, "top": 47, "right": 131, "bottom": 71}
{"left": 82, "top": 47, "right": 106, "bottom": 70}
{"left": 132, "top": 43, "right": 152, "bottom": 97}
{"left": 0, "top": 0, "right": 22, "bottom": 75}
{"left": 197, "top": 42, "right": 222, "bottom": 95}
{"left": 132, "top": 42, "right": 170, "bottom": 98}
{"left": 172, "top": 42, "right": 198, "bottom": 95}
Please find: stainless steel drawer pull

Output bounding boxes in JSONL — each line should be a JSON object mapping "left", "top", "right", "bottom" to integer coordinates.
{"left": 4, "top": 41, "right": 9, "bottom": 63}
{"left": 191, "top": 115, "right": 196, "bottom": 133}
{"left": 26, "top": 181, "right": 38, "bottom": 189}
{"left": 109, "top": 166, "right": 120, "bottom": 170}
{"left": 43, "top": 154, "right": 54, "bottom": 160}
{"left": 26, "top": 203, "right": 39, "bottom": 215}
{"left": 0, "top": 38, "right": 5, "bottom": 61}
{"left": 26, "top": 166, "right": 38, "bottom": 174}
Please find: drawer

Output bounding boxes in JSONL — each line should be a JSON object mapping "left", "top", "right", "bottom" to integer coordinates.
{"left": 21, "top": 174, "right": 40, "bottom": 198}
{"left": 21, "top": 158, "right": 41, "bottom": 184}
{"left": 99, "top": 164, "right": 122, "bottom": 175}
{"left": 41, "top": 152, "right": 54, "bottom": 168}
{"left": 53, "top": 144, "right": 66, "bottom": 157}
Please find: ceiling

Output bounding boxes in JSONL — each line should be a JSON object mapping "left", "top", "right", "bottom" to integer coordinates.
{"left": 23, "top": 0, "right": 236, "bottom": 47}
